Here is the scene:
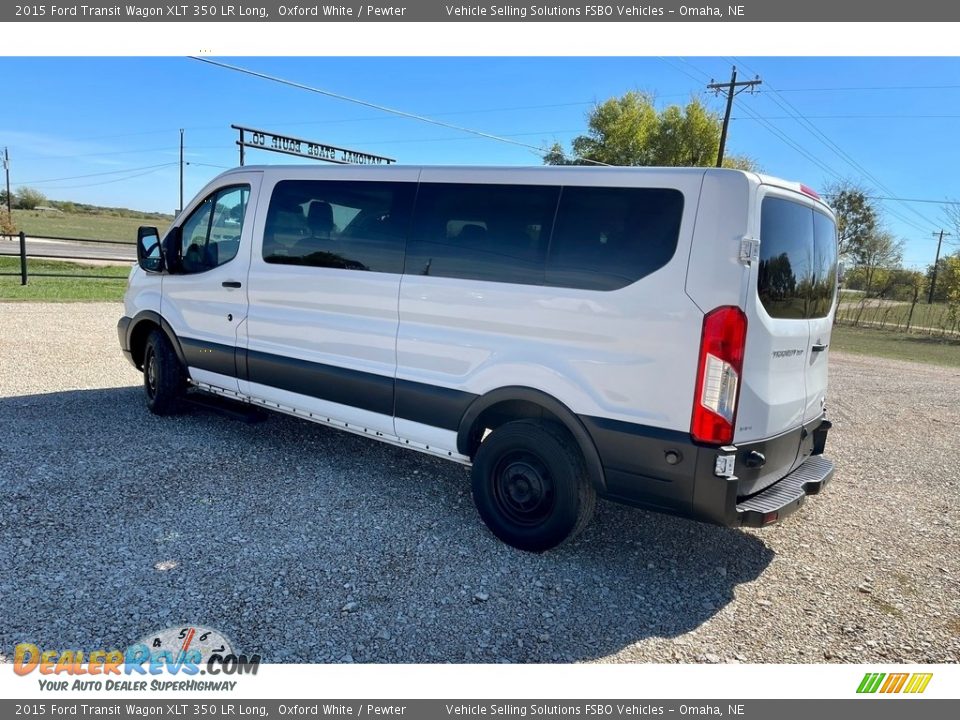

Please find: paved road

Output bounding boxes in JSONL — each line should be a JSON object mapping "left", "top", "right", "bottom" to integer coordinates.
{"left": 0, "top": 236, "right": 135, "bottom": 263}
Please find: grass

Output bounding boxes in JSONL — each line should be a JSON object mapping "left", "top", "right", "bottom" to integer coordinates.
{"left": 831, "top": 324, "right": 960, "bottom": 368}
{"left": 8, "top": 209, "right": 173, "bottom": 244}
{"left": 0, "top": 257, "right": 130, "bottom": 301}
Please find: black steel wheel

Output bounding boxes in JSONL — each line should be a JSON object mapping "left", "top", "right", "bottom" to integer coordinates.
{"left": 471, "top": 420, "right": 596, "bottom": 552}
{"left": 143, "top": 329, "right": 185, "bottom": 416}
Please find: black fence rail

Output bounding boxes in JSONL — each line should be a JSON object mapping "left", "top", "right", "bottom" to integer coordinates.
{"left": 0, "top": 231, "right": 134, "bottom": 283}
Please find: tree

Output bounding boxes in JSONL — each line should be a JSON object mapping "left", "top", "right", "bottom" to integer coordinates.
{"left": 545, "top": 91, "right": 756, "bottom": 170}
{"left": 936, "top": 253, "right": 960, "bottom": 302}
{"left": 855, "top": 230, "right": 903, "bottom": 293}
{"left": 14, "top": 187, "right": 46, "bottom": 210}
{"left": 823, "top": 181, "right": 878, "bottom": 263}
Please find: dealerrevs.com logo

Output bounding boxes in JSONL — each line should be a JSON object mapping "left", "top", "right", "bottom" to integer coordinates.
{"left": 13, "top": 626, "right": 261, "bottom": 692}
{"left": 857, "top": 672, "right": 933, "bottom": 694}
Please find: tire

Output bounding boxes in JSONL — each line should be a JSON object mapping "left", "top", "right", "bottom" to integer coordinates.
{"left": 471, "top": 420, "right": 597, "bottom": 552}
{"left": 143, "top": 329, "right": 186, "bottom": 416}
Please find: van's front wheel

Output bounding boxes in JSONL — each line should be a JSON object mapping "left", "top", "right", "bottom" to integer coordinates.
{"left": 143, "top": 329, "right": 185, "bottom": 416}
{"left": 471, "top": 420, "right": 596, "bottom": 552}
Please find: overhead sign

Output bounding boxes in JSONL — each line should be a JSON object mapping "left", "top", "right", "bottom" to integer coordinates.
{"left": 231, "top": 125, "right": 395, "bottom": 166}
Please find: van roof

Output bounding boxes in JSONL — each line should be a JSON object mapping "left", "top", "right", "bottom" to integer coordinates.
{"left": 215, "top": 164, "right": 831, "bottom": 209}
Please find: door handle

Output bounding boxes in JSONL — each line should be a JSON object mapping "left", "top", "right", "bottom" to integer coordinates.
{"left": 222, "top": 281, "right": 242, "bottom": 288}
{"left": 811, "top": 343, "right": 828, "bottom": 352}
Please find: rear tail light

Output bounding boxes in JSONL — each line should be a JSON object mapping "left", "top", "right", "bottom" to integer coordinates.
{"left": 691, "top": 306, "right": 748, "bottom": 445}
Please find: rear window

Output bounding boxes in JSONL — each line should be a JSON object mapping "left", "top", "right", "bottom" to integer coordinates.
{"left": 758, "top": 196, "right": 838, "bottom": 319}
{"left": 546, "top": 187, "right": 683, "bottom": 291}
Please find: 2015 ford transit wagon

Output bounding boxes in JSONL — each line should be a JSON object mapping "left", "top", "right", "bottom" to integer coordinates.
{"left": 118, "top": 165, "right": 837, "bottom": 552}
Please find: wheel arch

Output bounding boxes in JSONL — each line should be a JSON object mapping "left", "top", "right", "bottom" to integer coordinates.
{"left": 457, "top": 386, "right": 607, "bottom": 494}
{"left": 127, "top": 311, "right": 186, "bottom": 370}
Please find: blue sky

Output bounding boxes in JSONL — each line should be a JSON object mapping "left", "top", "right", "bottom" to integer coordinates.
{"left": 3, "top": 56, "right": 959, "bottom": 269}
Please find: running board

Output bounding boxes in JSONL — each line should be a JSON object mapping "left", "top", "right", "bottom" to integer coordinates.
{"left": 184, "top": 392, "right": 269, "bottom": 424}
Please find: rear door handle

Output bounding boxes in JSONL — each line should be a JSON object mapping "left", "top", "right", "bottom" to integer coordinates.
{"left": 222, "top": 281, "right": 242, "bottom": 288}
{"left": 812, "top": 343, "right": 828, "bottom": 352}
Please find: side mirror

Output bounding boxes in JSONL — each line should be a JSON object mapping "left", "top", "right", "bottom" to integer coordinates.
{"left": 161, "top": 226, "right": 183, "bottom": 274}
{"left": 136, "top": 226, "right": 163, "bottom": 273}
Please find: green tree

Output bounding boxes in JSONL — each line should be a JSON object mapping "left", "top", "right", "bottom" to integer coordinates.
{"left": 937, "top": 253, "right": 960, "bottom": 301}
{"left": 546, "top": 91, "right": 756, "bottom": 170}
{"left": 14, "top": 187, "right": 46, "bottom": 210}
{"left": 823, "top": 181, "right": 878, "bottom": 263}
{"left": 855, "top": 230, "right": 903, "bottom": 295}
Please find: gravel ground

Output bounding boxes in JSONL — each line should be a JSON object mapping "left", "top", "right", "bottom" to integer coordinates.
{"left": 1, "top": 302, "right": 958, "bottom": 664}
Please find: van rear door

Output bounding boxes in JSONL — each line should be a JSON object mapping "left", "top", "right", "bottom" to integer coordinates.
{"left": 736, "top": 188, "right": 836, "bottom": 495}
{"left": 805, "top": 210, "right": 839, "bottom": 423}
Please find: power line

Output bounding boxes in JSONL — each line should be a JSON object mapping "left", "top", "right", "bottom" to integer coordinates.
{"left": 759, "top": 84, "right": 960, "bottom": 93}
{"left": 190, "top": 57, "right": 610, "bottom": 166}
{"left": 38, "top": 164, "right": 177, "bottom": 190}
{"left": 734, "top": 114, "right": 960, "bottom": 120}
{"left": 731, "top": 57, "right": 937, "bottom": 233}
{"left": 17, "top": 162, "right": 178, "bottom": 186}
{"left": 734, "top": 103, "right": 846, "bottom": 182}
{"left": 17, "top": 144, "right": 227, "bottom": 161}
{"left": 824, "top": 194, "right": 960, "bottom": 206}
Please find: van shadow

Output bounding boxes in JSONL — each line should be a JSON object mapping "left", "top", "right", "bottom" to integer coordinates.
{"left": 1, "top": 387, "right": 773, "bottom": 664}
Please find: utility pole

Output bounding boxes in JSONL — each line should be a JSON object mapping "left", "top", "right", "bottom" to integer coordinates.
{"left": 928, "top": 229, "right": 951, "bottom": 304}
{"left": 179, "top": 129, "right": 184, "bottom": 214}
{"left": 3, "top": 147, "right": 11, "bottom": 218}
{"left": 708, "top": 66, "right": 762, "bottom": 167}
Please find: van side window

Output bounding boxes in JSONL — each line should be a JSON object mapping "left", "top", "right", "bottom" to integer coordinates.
{"left": 405, "top": 183, "right": 560, "bottom": 284}
{"left": 262, "top": 180, "right": 414, "bottom": 274}
{"left": 180, "top": 185, "right": 249, "bottom": 274}
{"left": 546, "top": 187, "right": 684, "bottom": 291}
{"left": 758, "top": 197, "right": 838, "bottom": 319}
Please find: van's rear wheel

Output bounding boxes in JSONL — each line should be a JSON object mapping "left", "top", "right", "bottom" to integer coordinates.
{"left": 143, "top": 329, "right": 185, "bottom": 416}
{"left": 471, "top": 420, "right": 596, "bottom": 552}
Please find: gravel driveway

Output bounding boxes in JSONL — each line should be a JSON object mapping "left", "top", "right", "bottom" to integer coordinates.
{"left": 1, "top": 302, "right": 958, "bottom": 663}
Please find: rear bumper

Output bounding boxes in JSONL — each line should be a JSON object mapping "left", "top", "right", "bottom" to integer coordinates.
{"left": 582, "top": 414, "right": 835, "bottom": 529}
{"left": 735, "top": 455, "right": 834, "bottom": 527}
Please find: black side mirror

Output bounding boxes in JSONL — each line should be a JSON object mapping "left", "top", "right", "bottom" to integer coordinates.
{"left": 136, "top": 226, "right": 163, "bottom": 273}
{"left": 161, "top": 226, "right": 183, "bottom": 274}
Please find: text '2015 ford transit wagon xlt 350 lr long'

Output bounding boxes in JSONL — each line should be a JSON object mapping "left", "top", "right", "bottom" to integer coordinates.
{"left": 119, "top": 165, "right": 837, "bottom": 552}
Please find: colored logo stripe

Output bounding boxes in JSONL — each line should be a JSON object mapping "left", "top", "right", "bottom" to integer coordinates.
{"left": 857, "top": 673, "right": 885, "bottom": 694}
{"left": 857, "top": 672, "right": 932, "bottom": 694}
{"left": 904, "top": 673, "right": 933, "bottom": 694}
{"left": 880, "top": 673, "right": 909, "bottom": 693}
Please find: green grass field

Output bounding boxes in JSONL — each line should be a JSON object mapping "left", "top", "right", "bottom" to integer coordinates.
{"left": 831, "top": 324, "right": 960, "bottom": 368}
{"left": 0, "top": 257, "right": 130, "bottom": 301}
{"left": 8, "top": 209, "right": 174, "bottom": 244}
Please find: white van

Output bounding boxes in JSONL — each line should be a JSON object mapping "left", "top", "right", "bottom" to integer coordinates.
{"left": 119, "top": 165, "right": 837, "bottom": 552}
